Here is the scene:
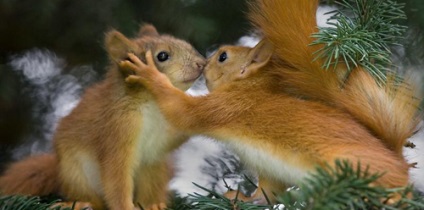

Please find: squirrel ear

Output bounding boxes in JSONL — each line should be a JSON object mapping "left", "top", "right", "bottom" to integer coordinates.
{"left": 251, "top": 39, "right": 274, "bottom": 64}
{"left": 238, "top": 39, "right": 274, "bottom": 79}
{"left": 138, "top": 24, "right": 160, "bottom": 37}
{"left": 105, "top": 30, "right": 138, "bottom": 61}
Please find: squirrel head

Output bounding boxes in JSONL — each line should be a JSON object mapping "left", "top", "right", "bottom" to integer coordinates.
{"left": 105, "top": 24, "right": 205, "bottom": 91}
{"left": 204, "top": 39, "right": 274, "bottom": 91}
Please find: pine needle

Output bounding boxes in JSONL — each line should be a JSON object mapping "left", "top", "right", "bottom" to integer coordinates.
{"left": 312, "top": 0, "right": 407, "bottom": 85}
{"left": 0, "top": 195, "right": 70, "bottom": 210}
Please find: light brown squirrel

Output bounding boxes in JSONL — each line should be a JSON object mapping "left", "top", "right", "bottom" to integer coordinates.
{"left": 0, "top": 24, "right": 205, "bottom": 210}
{"left": 119, "top": 0, "right": 421, "bottom": 204}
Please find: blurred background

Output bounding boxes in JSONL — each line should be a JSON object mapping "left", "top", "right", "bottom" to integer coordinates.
{"left": 1, "top": 0, "right": 424, "bottom": 192}
{"left": 0, "top": 0, "right": 252, "bottom": 170}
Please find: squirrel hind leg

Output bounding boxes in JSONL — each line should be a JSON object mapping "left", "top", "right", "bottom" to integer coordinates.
{"left": 58, "top": 153, "right": 105, "bottom": 209}
{"left": 133, "top": 160, "right": 172, "bottom": 210}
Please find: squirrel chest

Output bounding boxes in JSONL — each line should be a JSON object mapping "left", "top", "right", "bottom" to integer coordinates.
{"left": 134, "top": 100, "right": 176, "bottom": 164}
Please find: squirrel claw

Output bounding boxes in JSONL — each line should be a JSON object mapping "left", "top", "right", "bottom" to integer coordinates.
{"left": 119, "top": 61, "right": 136, "bottom": 76}
{"left": 119, "top": 60, "right": 137, "bottom": 72}
{"left": 142, "top": 203, "right": 167, "bottom": 210}
{"left": 125, "top": 75, "right": 142, "bottom": 84}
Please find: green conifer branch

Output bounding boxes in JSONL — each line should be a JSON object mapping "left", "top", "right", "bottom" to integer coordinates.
{"left": 312, "top": 0, "right": 407, "bottom": 84}
{"left": 277, "top": 160, "right": 424, "bottom": 210}
{"left": 181, "top": 183, "right": 272, "bottom": 210}
{"left": 0, "top": 195, "right": 73, "bottom": 210}
{"left": 179, "top": 160, "right": 424, "bottom": 210}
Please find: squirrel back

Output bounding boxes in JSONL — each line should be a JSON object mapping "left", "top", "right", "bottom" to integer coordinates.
{"left": 249, "top": 0, "right": 421, "bottom": 157}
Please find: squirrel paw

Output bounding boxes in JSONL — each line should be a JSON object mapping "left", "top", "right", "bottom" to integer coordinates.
{"left": 139, "top": 203, "right": 167, "bottom": 210}
{"left": 50, "top": 201, "right": 93, "bottom": 210}
{"left": 119, "top": 51, "right": 159, "bottom": 86}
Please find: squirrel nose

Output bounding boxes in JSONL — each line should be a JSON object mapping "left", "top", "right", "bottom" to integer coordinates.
{"left": 196, "top": 62, "right": 205, "bottom": 72}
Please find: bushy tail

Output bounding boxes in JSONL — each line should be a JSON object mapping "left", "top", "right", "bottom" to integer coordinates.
{"left": 0, "top": 153, "right": 60, "bottom": 196}
{"left": 248, "top": 0, "right": 339, "bottom": 105}
{"left": 249, "top": 0, "right": 421, "bottom": 157}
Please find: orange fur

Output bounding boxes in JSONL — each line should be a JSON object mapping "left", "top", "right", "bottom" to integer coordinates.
{"left": 249, "top": 0, "right": 421, "bottom": 156}
{"left": 0, "top": 25, "right": 205, "bottom": 210}
{"left": 0, "top": 154, "right": 59, "bottom": 196}
{"left": 55, "top": 25, "right": 204, "bottom": 210}
{"left": 120, "top": 0, "right": 421, "bottom": 204}
{"left": 122, "top": 50, "right": 412, "bottom": 201}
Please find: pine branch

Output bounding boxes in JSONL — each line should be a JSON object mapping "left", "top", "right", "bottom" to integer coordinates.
{"left": 312, "top": 0, "right": 407, "bottom": 84}
{"left": 277, "top": 160, "right": 424, "bottom": 210}
{"left": 0, "top": 195, "right": 73, "bottom": 210}
{"left": 176, "top": 160, "right": 424, "bottom": 210}
{"left": 182, "top": 183, "right": 273, "bottom": 210}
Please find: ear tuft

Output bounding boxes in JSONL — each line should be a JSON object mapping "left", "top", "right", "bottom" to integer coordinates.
{"left": 105, "top": 30, "right": 138, "bottom": 61}
{"left": 138, "top": 24, "right": 160, "bottom": 37}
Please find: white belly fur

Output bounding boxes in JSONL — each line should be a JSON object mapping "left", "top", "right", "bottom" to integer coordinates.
{"left": 79, "top": 153, "right": 103, "bottom": 195}
{"left": 135, "top": 101, "right": 174, "bottom": 164}
{"left": 226, "top": 139, "right": 308, "bottom": 185}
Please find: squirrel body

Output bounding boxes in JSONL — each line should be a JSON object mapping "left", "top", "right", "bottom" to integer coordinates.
{"left": 248, "top": 0, "right": 420, "bottom": 157}
{"left": 120, "top": 0, "right": 421, "bottom": 204}
{"left": 0, "top": 25, "right": 205, "bottom": 210}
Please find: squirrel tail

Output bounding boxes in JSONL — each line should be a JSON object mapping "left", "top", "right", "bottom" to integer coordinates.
{"left": 336, "top": 72, "right": 421, "bottom": 156}
{"left": 249, "top": 0, "right": 422, "bottom": 157}
{"left": 0, "top": 153, "right": 60, "bottom": 196}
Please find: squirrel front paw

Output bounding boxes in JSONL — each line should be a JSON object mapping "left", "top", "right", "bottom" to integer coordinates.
{"left": 119, "top": 51, "right": 159, "bottom": 86}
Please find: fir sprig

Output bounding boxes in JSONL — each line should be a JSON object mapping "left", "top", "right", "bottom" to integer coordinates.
{"left": 182, "top": 183, "right": 273, "bottom": 210}
{"left": 312, "top": 0, "right": 407, "bottom": 84}
{"left": 0, "top": 195, "right": 71, "bottom": 210}
{"left": 178, "top": 160, "right": 424, "bottom": 210}
{"left": 277, "top": 160, "right": 424, "bottom": 210}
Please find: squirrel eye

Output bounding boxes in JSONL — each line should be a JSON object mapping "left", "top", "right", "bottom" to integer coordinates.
{"left": 218, "top": 52, "right": 227, "bottom": 62}
{"left": 157, "top": 51, "right": 169, "bottom": 62}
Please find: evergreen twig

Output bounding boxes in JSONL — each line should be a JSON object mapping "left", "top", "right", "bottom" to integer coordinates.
{"left": 0, "top": 195, "right": 70, "bottom": 210}
{"left": 183, "top": 183, "right": 273, "bottom": 210}
{"left": 175, "top": 160, "right": 424, "bottom": 210}
{"left": 277, "top": 160, "right": 424, "bottom": 210}
{"left": 312, "top": 0, "right": 407, "bottom": 84}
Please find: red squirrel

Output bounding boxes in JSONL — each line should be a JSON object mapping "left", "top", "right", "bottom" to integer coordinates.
{"left": 119, "top": 0, "right": 421, "bottom": 204}
{"left": 0, "top": 25, "right": 205, "bottom": 210}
